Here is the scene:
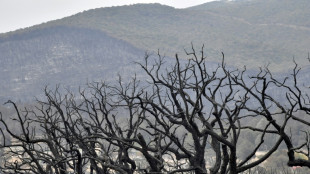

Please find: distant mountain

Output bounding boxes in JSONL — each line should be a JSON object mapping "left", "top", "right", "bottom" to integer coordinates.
{"left": 190, "top": 0, "right": 310, "bottom": 27}
{"left": 1, "top": 0, "right": 310, "bottom": 101}
{"left": 3, "top": 1, "right": 310, "bottom": 69}
{"left": 29, "top": 1, "right": 309, "bottom": 69}
{"left": 0, "top": 26, "right": 144, "bottom": 101}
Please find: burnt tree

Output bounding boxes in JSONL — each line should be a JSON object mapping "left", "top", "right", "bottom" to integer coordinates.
{"left": 1, "top": 46, "right": 310, "bottom": 174}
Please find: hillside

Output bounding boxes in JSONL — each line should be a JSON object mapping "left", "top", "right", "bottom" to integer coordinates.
{"left": 2, "top": 1, "right": 310, "bottom": 69}
{"left": 21, "top": 1, "right": 310, "bottom": 69}
{"left": 0, "top": 26, "right": 144, "bottom": 101}
{"left": 190, "top": 0, "right": 310, "bottom": 27}
{"left": 1, "top": 0, "right": 310, "bottom": 101}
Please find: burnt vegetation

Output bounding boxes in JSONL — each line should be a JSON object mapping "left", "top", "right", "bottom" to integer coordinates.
{"left": 1, "top": 46, "right": 310, "bottom": 174}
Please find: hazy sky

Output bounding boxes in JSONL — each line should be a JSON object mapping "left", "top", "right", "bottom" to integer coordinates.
{"left": 0, "top": 0, "right": 217, "bottom": 33}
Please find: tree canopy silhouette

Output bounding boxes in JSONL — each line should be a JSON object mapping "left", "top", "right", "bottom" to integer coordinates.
{"left": 1, "top": 46, "right": 310, "bottom": 174}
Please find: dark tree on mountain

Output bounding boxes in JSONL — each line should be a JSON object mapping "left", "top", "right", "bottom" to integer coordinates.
{"left": 1, "top": 46, "right": 310, "bottom": 174}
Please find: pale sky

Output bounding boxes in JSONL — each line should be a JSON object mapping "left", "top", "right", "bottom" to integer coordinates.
{"left": 0, "top": 0, "right": 217, "bottom": 33}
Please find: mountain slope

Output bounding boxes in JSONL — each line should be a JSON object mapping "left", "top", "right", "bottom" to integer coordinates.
{"left": 1, "top": 0, "right": 310, "bottom": 101}
{"left": 0, "top": 26, "right": 144, "bottom": 101}
{"left": 20, "top": 1, "right": 309, "bottom": 69}
{"left": 190, "top": 0, "right": 310, "bottom": 27}
{"left": 3, "top": 1, "right": 310, "bottom": 69}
